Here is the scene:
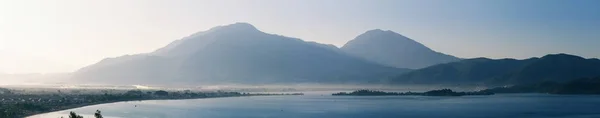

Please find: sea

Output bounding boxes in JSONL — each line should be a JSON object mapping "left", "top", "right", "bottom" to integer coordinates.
{"left": 29, "top": 92, "right": 600, "bottom": 118}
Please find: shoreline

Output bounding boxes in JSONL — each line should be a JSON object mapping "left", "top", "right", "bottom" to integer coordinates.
{"left": 332, "top": 89, "right": 494, "bottom": 97}
{"left": 25, "top": 95, "right": 252, "bottom": 118}
{"left": 7, "top": 92, "right": 304, "bottom": 118}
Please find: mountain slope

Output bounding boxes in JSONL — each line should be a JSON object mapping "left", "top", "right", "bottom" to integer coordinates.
{"left": 388, "top": 54, "right": 600, "bottom": 85}
{"left": 341, "top": 29, "right": 460, "bottom": 69}
{"left": 506, "top": 54, "right": 600, "bottom": 84}
{"left": 72, "top": 23, "right": 410, "bottom": 85}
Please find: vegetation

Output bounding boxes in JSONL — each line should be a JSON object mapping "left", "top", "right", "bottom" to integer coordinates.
{"left": 69, "top": 111, "right": 83, "bottom": 118}
{"left": 332, "top": 90, "right": 407, "bottom": 96}
{"left": 59, "top": 110, "right": 102, "bottom": 118}
{"left": 0, "top": 87, "right": 12, "bottom": 94}
{"left": 0, "top": 88, "right": 301, "bottom": 118}
{"left": 332, "top": 89, "right": 494, "bottom": 96}
{"left": 335, "top": 77, "right": 600, "bottom": 97}
{"left": 482, "top": 77, "right": 600, "bottom": 95}
{"left": 94, "top": 110, "right": 103, "bottom": 118}
{"left": 390, "top": 54, "right": 600, "bottom": 85}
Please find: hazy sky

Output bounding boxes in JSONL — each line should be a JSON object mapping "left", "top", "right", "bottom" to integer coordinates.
{"left": 1, "top": 0, "right": 599, "bottom": 73}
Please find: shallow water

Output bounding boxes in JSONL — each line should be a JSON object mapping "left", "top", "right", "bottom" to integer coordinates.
{"left": 29, "top": 92, "right": 600, "bottom": 118}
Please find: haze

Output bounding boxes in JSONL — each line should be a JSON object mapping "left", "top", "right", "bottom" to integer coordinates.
{"left": 1, "top": 0, "right": 599, "bottom": 73}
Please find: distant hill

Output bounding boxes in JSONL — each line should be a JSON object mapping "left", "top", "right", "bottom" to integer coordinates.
{"left": 341, "top": 29, "right": 460, "bottom": 69}
{"left": 387, "top": 54, "right": 600, "bottom": 85}
{"left": 482, "top": 76, "right": 600, "bottom": 95}
{"left": 72, "top": 23, "right": 410, "bottom": 85}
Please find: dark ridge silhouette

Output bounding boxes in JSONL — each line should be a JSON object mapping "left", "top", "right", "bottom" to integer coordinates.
{"left": 482, "top": 77, "right": 600, "bottom": 95}
{"left": 388, "top": 53, "right": 600, "bottom": 85}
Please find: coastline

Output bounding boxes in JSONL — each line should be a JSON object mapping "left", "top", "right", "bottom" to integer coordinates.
{"left": 25, "top": 95, "right": 241, "bottom": 118}
{"left": 332, "top": 89, "right": 494, "bottom": 96}
{"left": 25, "top": 94, "right": 300, "bottom": 118}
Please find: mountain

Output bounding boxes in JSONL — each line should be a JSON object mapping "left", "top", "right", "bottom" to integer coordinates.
{"left": 388, "top": 53, "right": 600, "bottom": 85}
{"left": 341, "top": 29, "right": 460, "bottom": 69}
{"left": 482, "top": 76, "right": 600, "bottom": 95}
{"left": 72, "top": 23, "right": 410, "bottom": 85}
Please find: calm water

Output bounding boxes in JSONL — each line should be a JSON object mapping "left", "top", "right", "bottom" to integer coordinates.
{"left": 29, "top": 92, "right": 600, "bottom": 118}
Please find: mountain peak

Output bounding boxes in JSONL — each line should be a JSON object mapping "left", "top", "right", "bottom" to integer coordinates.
{"left": 224, "top": 22, "right": 256, "bottom": 29}
{"left": 541, "top": 53, "right": 585, "bottom": 60}
{"left": 357, "top": 29, "right": 417, "bottom": 44}
{"left": 152, "top": 22, "right": 261, "bottom": 56}
{"left": 366, "top": 29, "right": 386, "bottom": 33}
{"left": 363, "top": 29, "right": 395, "bottom": 35}
{"left": 341, "top": 29, "right": 460, "bottom": 69}
{"left": 207, "top": 22, "right": 260, "bottom": 33}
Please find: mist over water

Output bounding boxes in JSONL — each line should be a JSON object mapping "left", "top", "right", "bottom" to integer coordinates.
{"left": 0, "top": 83, "right": 487, "bottom": 93}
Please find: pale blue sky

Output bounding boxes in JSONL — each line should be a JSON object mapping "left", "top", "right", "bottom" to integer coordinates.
{"left": 0, "top": 0, "right": 599, "bottom": 73}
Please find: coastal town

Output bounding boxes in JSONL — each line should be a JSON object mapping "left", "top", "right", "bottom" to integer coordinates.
{"left": 0, "top": 87, "right": 302, "bottom": 118}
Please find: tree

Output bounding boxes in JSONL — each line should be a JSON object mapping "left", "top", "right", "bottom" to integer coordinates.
{"left": 69, "top": 111, "right": 83, "bottom": 118}
{"left": 0, "top": 87, "right": 12, "bottom": 94}
{"left": 154, "top": 90, "right": 169, "bottom": 96}
{"left": 125, "top": 90, "right": 143, "bottom": 96}
{"left": 94, "top": 110, "right": 103, "bottom": 118}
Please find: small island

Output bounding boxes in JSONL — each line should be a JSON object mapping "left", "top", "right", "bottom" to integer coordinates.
{"left": 332, "top": 89, "right": 494, "bottom": 96}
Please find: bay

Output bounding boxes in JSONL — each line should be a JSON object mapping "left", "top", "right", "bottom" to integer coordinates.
{"left": 29, "top": 92, "right": 600, "bottom": 118}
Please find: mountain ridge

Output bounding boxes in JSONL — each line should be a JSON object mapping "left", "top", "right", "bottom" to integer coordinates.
{"left": 388, "top": 53, "right": 600, "bottom": 85}
{"left": 72, "top": 23, "right": 410, "bottom": 85}
{"left": 341, "top": 29, "right": 460, "bottom": 69}
{"left": 70, "top": 23, "right": 597, "bottom": 86}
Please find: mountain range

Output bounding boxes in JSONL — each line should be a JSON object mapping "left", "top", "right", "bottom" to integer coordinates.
{"left": 388, "top": 54, "right": 600, "bottom": 85}
{"left": 69, "top": 23, "right": 600, "bottom": 86}
{"left": 72, "top": 23, "right": 410, "bottom": 85}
